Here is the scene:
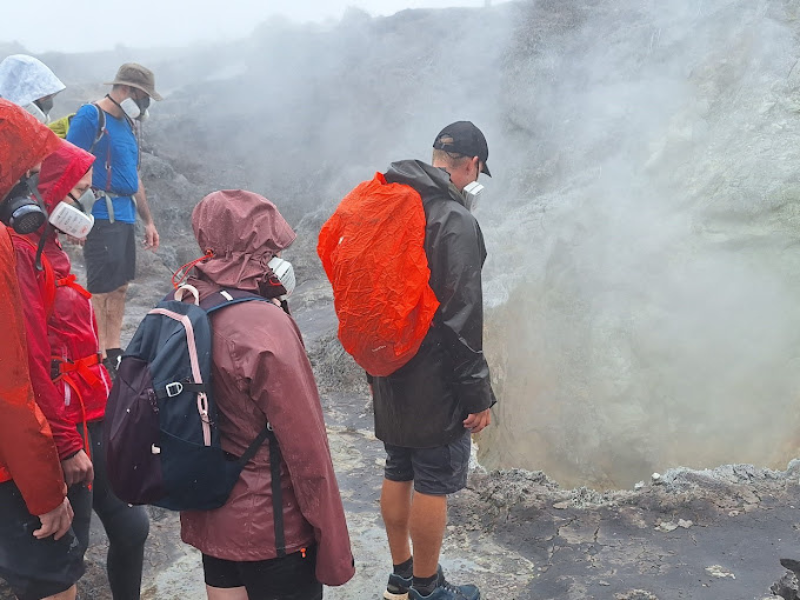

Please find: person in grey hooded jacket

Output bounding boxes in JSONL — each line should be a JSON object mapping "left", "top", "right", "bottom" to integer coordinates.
{"left": 372, "top": 121, "right": 496, "bottom": 600}
{"left": 0, "top": 55, "right": 65, "bottom": 124}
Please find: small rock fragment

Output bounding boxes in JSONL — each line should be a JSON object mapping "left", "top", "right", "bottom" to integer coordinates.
{"left": 705, "top": 565, "right": 735, "bottom": 579}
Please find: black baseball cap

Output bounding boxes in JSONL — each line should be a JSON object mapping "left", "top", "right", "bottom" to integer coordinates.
{"left": 432, "top": 120, "right": 491, "bottom": 177}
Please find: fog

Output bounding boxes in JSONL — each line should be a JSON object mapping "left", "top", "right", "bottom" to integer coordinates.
{"left": 478, "top": 0, "right": 800, "bottom": 487}
{"left": 0, "top": 0, "right": 498, "bottom": 53}
{"left": 3, "top": 0, "right": 800, "bottom": 489}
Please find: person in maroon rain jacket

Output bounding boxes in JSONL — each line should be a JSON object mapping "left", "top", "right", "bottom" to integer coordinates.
{"left": 180, "top": 189, "right": 355, "bottom": 600}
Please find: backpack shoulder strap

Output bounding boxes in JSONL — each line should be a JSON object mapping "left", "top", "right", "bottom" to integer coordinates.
{"left": 89, "top": 103, "right": 106, "bottom": 152}
{"left": 200, "top": 289, "right": 276, "bottom": 314}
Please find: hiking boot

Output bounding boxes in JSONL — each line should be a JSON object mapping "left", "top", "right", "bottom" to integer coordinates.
{"left": 385, "top": 564, "right": 441, "bottom": 600}
{"left": 384, "top": 571, "right": 413, "bottom": 600}
{"left": 103, "top": 348, "right": 123, "bottom": 381}
{"left": 408, "top": 568, "right": 480, "bottom": 600}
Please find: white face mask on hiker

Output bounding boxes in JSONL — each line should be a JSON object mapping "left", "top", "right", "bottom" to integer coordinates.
{"left": 462, "top": 181, "right": 484, "bottom": 213}
{"left": 49, "top": 189, "right": 97, "bottom": 239}
{"left": 268, "top": 256, "right": 296, "bottom": 299}
{"left": 120, "top": 97, "right": 150, "bottom": 121}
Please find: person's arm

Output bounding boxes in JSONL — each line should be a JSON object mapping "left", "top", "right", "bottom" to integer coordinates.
{"left": 0, "top": 233, "right": 67, "bottom": 516}
{"left": 13, "top": 246, "right": 88, "bottom": 464}
{"left": 247, "top": 314, "right": 355, "bottom": 587}
{"left": 135, "top": 175, "right": 159, "bottom": 250}
{"left": 429, "top": 207, "right": 497, "bottom": 419}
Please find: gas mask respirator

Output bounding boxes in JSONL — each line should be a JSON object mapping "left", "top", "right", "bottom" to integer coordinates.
{"left": 120, "top": 96, "right": 150, "bottom": 122}
{"left": 48, "top": 189, "right": 97, "bottom": 240}
{"left": 0, "top": 175, "right": 47, "bottom": 234}
{"left": 462, "top": 181, "right": 485, "bottom": 213}
{"left": 268, "top": 256, "right": 296, "bottom": 298}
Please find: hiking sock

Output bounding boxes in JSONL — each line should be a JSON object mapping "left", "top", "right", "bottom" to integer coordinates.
{"left": 393, "top": 557, "right": 413, "bottom": 579}
{"left": 412, "top": 572, "right": 440, "bottom": 596}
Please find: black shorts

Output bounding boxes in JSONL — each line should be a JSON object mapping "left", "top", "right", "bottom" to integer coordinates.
{"left": 203, "top": 546, "right": 322, "bottom": 600}
{"left": 384, "top": 430, "right": 471, "bottom": 495}
{"left": 84, "top": 220, "right": 136, "bottom": 294}
{"left": 0, "top": 481, "right": 85, "bottom": 600}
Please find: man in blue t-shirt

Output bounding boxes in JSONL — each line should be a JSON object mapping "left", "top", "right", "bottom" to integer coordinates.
{"left": 67, "top": 63, "right": 161, "bottom": 376}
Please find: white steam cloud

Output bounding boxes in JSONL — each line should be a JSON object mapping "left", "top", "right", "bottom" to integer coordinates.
{"left": 479, "top": 0, "right": 800, "bottom": 488}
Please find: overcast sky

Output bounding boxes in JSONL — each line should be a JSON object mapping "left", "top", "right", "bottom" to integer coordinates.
{"left": 1, "top": 0, "right": 497, "bottom": 54}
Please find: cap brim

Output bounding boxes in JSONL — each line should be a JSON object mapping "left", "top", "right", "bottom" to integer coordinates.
{"left": 481, "top": 163, "right": 491, "bottom": 177}
{"left": 104, "top": 80, "right": 163, "bottom": 101}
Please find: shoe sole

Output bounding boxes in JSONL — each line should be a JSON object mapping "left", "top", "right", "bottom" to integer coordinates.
{"left": 383, "top": 591, "right": 409, "bottom": 600}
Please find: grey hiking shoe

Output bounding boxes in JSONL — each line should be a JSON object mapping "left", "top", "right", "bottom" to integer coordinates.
{"left": 408, "top": 568, "right": 480, "bottom": 600}
{"left": 384, "top": 571, "right": 413, "bottom": 600}
{"left": 386, "top": 565, "right": 443, "bottom": 600}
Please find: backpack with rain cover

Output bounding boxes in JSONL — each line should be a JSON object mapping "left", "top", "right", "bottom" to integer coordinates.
{"left": 317, "top": 172, "right": 440, "bottom": 377}
{"left": 103, "top": 285, "right": 278, "bottom": 511}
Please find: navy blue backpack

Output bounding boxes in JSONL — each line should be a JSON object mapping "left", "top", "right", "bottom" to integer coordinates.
{"left": 103, "top": 286, "right": 279, "bottom": 512}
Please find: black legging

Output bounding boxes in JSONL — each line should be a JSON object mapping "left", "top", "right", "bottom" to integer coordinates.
{"left": 70, "top": 420, "right": 150, "bottom": 600}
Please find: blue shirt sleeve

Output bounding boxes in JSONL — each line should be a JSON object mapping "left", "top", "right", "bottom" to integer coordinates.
{"left": 65, "top": 105, "right": 100, "bottom": 153}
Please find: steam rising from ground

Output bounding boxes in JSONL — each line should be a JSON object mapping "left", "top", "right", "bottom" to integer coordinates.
{"left": 18, "top": 0, "right": 800, "bottom": 489}
{"left": 479, "top": 0, "right": 800, "bottom": 487}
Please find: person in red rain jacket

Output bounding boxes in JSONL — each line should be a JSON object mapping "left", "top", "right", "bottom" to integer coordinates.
{"left": 0, "top": 98, "right": 81, "bottom": 600}
{"left": 12, "top": 140, "right": 150, "bottom": 600}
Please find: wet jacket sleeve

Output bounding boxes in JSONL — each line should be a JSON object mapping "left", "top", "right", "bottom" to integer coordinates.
{"left": 0, "top": 234, "right": 67, "bottom": 515}
{"left": 13, "top": 244, "right": 84, "bottom": 460}
{"left": 428, "top": 206, "right": 497, "bottom": 415}
{"left": 249, "top": 316, "right": 355, "bottom": 587}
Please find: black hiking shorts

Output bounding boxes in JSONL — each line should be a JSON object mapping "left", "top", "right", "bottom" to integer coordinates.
{"left": 384, "top": 430, "right": 471, "bottom": 495}
{"left": 84, "top": 220, "right": 136, "bottom": 294}
{"left": 0, "top": 481, "right": 85, "bottom": 600}
{"left": 202, "top": 546, "right": 321, "bottom": 599}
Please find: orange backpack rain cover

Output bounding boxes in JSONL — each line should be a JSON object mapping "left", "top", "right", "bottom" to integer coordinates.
{"left": 317, "top": 172, "right": 440, "bottom": 377}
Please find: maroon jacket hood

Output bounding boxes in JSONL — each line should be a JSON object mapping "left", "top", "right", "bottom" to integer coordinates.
{"left": 192, "top": 190, "right": 297, "bottom": 292}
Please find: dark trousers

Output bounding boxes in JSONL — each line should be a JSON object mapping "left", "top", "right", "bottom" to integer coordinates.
{"left": 70, "top": 421, "right": 150, "bottom": 600}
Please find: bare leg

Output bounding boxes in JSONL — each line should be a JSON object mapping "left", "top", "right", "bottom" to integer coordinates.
{"left": 381, "top": 478, "right": 414, "bottom": 564}
{"left": 43, "top": 585, "right": 77, "bottom": 600}
{"left": 206, "top": 586, "right": 248, "bottom": 600}
{"left": 409, "top": 491, "right": 447, "bottom": 579}
{"left": 105, "top": 284, "right": 128, "bottom": 351}
{"left": 91, "top": 292, "right": 109, "bottom": 357}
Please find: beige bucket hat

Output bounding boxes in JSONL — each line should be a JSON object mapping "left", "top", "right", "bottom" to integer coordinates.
{"left": 105, "top": 63, "right": 162, "bottom": 100}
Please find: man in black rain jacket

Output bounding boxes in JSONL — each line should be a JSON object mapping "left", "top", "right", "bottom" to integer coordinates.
{"left": 373, "top": 121, "right": 497, "bottom": 600}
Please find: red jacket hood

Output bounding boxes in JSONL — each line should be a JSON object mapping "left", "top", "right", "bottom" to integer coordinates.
{"left": 37, "top": 140, "right": 95, "bottom": 212}
{"left": 0, "top": 98, "right": 62, "bottom": 200}
{"left": 192, "top": 190, "right": 297, "bottom": 292}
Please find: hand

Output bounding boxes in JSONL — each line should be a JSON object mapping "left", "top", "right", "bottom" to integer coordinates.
{"left": 463, "top": 408, "right": 492, "bottom": 434}
{"left": 34, "top": 497, "right": 74, "bottom": 540}
{"left": 66, "top": 235, "right": 85, "bottom": 246}
{"left": 143, "top": 222, "right": 160, "bottom": 251}
{"left": 61, "top": 450, "right": 94, "bottom": 487}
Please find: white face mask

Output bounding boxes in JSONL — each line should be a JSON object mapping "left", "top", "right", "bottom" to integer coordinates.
{"left": 462, "top": 181, "right": 485, "bottom": 213}
{"left": 48, "top": 200, "right": 95, "bottom": 239}
{"left": 119, "top": 97, "right": 150, "bottom": 121}
{"left": 24, "top": 102, "right": 48, "bottom": 124}
{"left": 70, "top": 188, "right": 97, "bottom": 214}
{"left": 268, "top": 256, "right": 296, "bottom": 298}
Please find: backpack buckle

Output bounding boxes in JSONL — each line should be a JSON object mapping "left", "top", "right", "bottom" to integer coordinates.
{"left": 165, "top": 382, "right": 184, "bottom": 398}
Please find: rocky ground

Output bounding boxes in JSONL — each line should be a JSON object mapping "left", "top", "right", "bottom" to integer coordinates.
{"left": 2, "top": 273, "right": 796, "bottom": 600}
{"left": 3, "top": 1, "right": 800, "bottom": 597}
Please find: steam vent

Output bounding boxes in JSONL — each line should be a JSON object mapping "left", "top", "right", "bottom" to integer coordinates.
{"left": 4, "top": 0, "right": 800, "bottom": 598}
